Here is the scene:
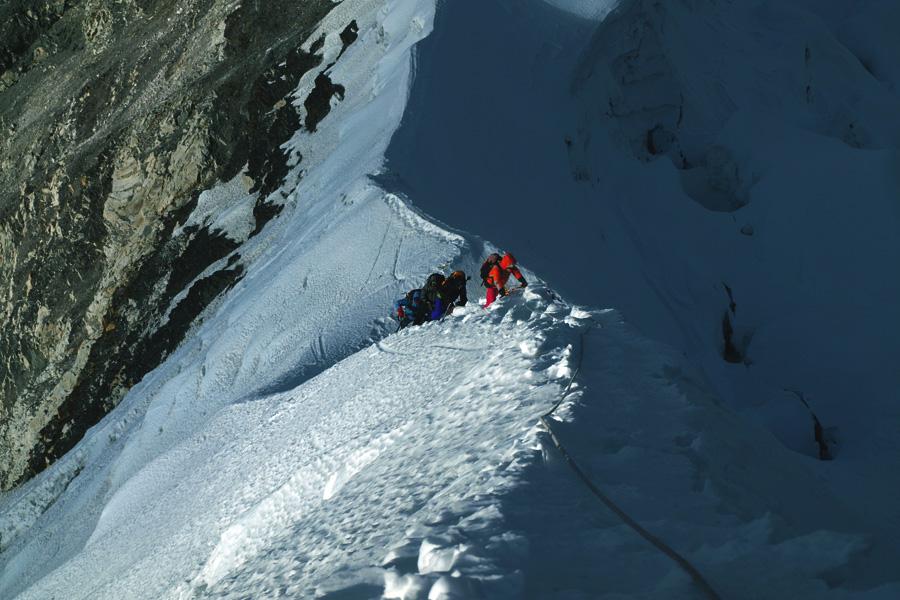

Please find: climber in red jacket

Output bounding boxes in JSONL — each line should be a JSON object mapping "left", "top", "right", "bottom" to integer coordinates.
{"left": 484, "top": 252, "right": 527, "bottom": 307}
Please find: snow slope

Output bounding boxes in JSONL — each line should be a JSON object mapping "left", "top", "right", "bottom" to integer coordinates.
{"left": 2, "top": 0, "right": 900, "bottom": 598}
{"left": 1, "top": 285, "right": 592, "bottom": 599}
{"left": 386, "top": 0, "right": 900, "bottom": 590}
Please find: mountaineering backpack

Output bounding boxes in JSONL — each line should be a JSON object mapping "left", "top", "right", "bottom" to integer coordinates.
{"left": 440, "top": 271, "right": 467, "bottom": 303}
{"left": 421, "top": 272, "right": 446, "bottom": 306}
{"left": 480, "top": 253, "right": 501, "bottom": 287}
{"left": 437, "top": 271, "right": 469, "bottom": 316}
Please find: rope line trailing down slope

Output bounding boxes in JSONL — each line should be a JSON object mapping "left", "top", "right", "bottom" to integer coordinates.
{"left": 539, "top": 323, "right": 722, "bottom": 600}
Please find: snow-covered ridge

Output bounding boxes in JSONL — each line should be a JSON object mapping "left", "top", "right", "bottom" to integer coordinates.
{"left": 3, "top": 0, "right": 900, "bottom": 597}
{"left": 0, "top": 0, "right": 443, "bottom": 594}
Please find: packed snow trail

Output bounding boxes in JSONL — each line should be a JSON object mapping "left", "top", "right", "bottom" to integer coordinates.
{"left": 1, "top": 290, "right": 594, "bottom": 599}
{"left": 2, "top": 0, "right": 900, "bottom": 597}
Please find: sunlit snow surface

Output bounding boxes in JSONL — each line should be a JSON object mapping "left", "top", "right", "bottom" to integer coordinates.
{"left": 3, "top": 0, "right": 900, "bottom": 598}
{"left": 13, "top": 289, "right": 591, "bottom": 599}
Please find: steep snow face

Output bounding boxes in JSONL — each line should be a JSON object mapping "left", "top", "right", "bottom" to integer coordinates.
{"left": 386, "top": 0, "right": 900, "bottom": 562}
{"left": 525, "top": 311, "right": 900, "bottom": 599}
{"left": 574, "top": 0, "right": 900, "bottom": 191}
{"left": 3, "top": 0, "right": 900, "bottom": 598}
{"left": 541, "top": 0, "right": 620, "bottom": 20}
{"left": 569, "top": 0, "right": 900, "bottom": 541}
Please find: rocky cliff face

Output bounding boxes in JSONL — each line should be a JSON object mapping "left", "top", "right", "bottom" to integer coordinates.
{"left": 0, "top": 0, "right": 349, "bottom": 490}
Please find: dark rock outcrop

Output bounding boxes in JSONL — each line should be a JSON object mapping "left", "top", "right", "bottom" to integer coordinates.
{"left": 0, "top": 0, "right": 344, "bottom": 490}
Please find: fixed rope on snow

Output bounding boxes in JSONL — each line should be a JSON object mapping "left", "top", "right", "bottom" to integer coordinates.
{"left": 539, "top": 323, "right": 722, "bottom": 600}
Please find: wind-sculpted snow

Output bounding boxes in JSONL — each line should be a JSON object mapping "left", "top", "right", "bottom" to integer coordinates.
{"left": 183, "top": 291, "right": 589, "bottom": 599}
{"left": 538, "top": 312, "right": 900, "bottom": 599}
{"left": 6, "top": 289, "right": 896, "bottom": 598}
{"left": 386, "top": 0, "right": 900, "bottom": 593}
{"left": 0, "top": 289, "right": 590, "bottom": 599}
{"left": 3, "top": 0, "right": 900, "bottom": 597}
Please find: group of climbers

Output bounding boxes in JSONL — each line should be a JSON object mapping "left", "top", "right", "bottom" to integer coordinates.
{"left": 393, "top": 252, "right": 527, "bottom": 329}
{"left": 394, "top": 270, "right": 469, "bottom": 330}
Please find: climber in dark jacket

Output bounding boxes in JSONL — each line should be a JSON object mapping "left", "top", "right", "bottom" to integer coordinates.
{"left": 394, "top": 289, "right": 427, "bottom": 329}
{"left": 429, "top": 270, "right": 468, "bottom": 320}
